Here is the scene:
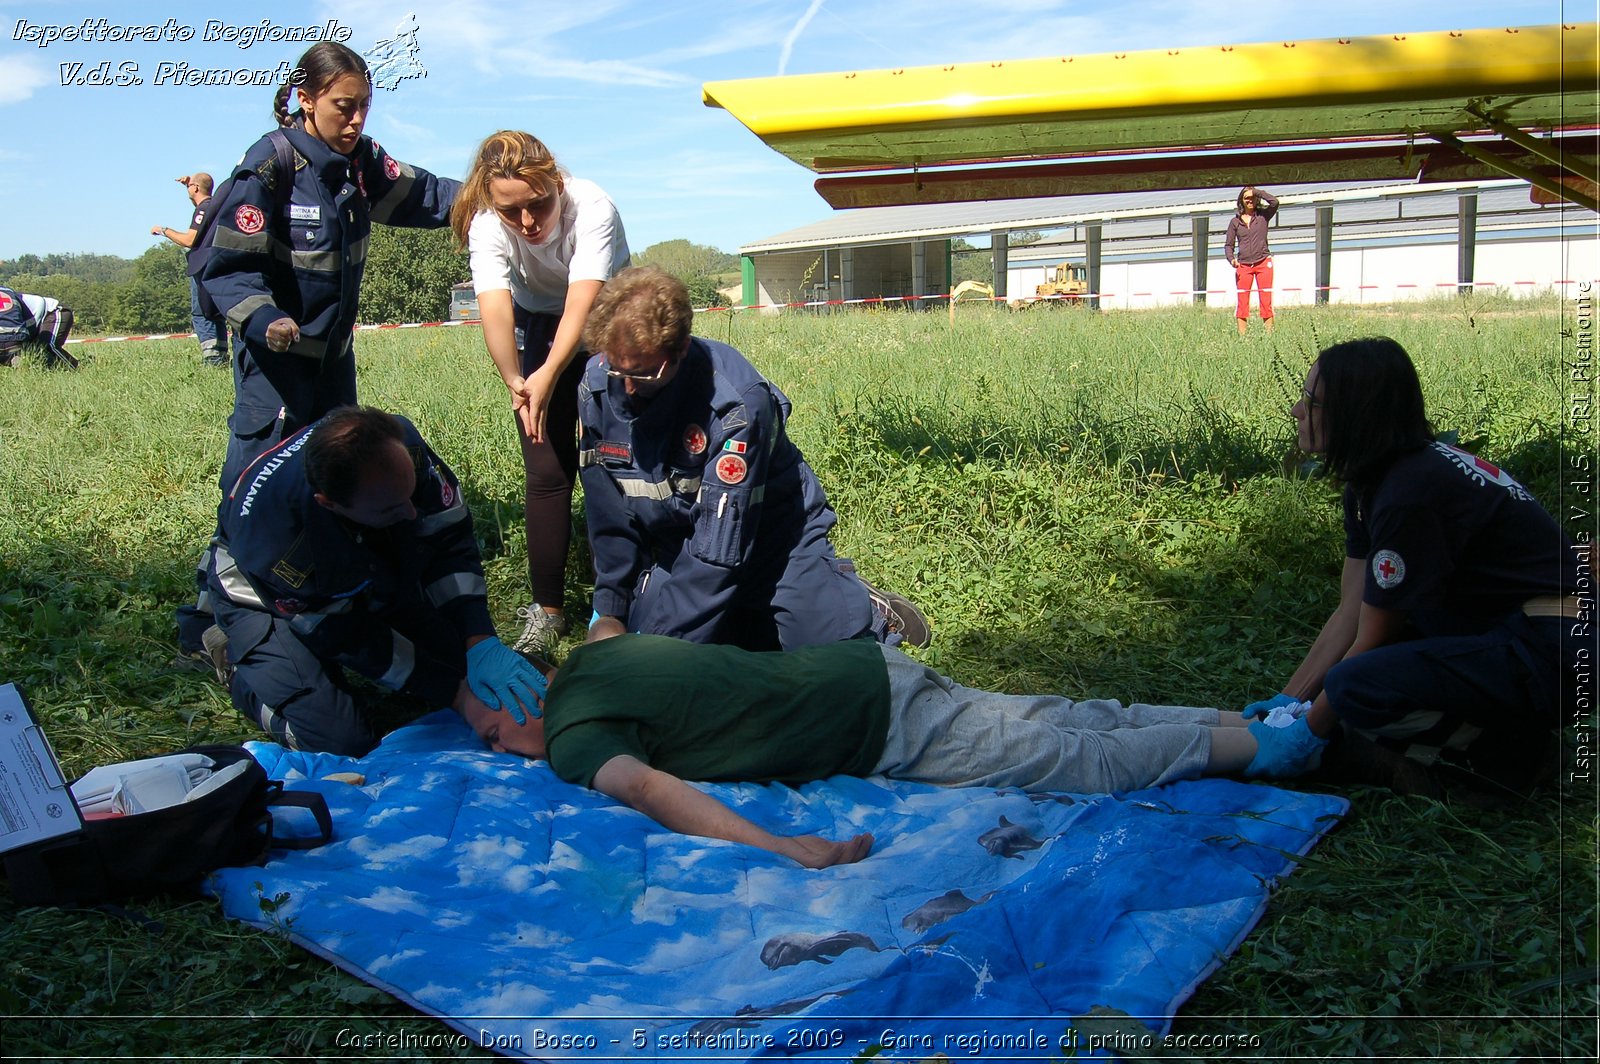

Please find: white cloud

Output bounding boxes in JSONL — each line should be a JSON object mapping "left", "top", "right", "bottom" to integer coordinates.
{"left": 778, "top": 0, "right": 827, "bottom": 75}
{"left": 366, "top": 947, "right": 426, "bottom": 974}
{"left": 489, "top": 921, "right": 573, "bottom": 949}
{"left": 0, "top": 59, "right": 50, "bottom": 105}
{"left": 350, "top": 833, "right": 450, "bottom": 866}
{"left": 353, "top": 885, "right": 432, "bottom": 916}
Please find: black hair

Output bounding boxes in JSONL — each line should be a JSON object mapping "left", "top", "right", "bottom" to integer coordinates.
{"left": 273, "top": 41, "right": 370, "bottom": 128}
{"left": 304, "top": 406, "right": 407, "bottom": 505}
{"left": 1313, "top": 336, "right": 1434, "bottom": 484}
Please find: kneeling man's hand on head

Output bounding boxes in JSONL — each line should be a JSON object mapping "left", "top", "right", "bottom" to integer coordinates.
{"left": 464, "top": 635, "right": 547, "bottom": 723}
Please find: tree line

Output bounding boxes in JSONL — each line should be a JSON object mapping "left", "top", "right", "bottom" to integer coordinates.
{"left": 0, "top": 235, "right": 735, "bottom": 335}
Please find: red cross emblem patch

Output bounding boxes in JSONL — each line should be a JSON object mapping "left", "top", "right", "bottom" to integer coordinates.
{"left": 683, "top": 424, "right": 707, "bottom": 455}
{"left": 1372, "top": 549, "right": 1405, "bottom": 589}
{"left": 715, "top": 453, "right": 748, "bottom": 485}
{"left": 0, "top": 292, "right": 12, "bottom": 313}
{"left": 234, "top": 205, "right": 265, "bottom": 235}
{"left": 384, "top": 155, "right": 400, "bottom": 181}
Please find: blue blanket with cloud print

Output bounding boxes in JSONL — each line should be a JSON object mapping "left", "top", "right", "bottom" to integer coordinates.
{"left": 208, "top": 710, "right": 1346, "bottom": 1060}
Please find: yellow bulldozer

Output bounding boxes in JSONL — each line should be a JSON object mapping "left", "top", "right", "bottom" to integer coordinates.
{"left": 1032, "top": 262, "right": 1089, "bottom": 305}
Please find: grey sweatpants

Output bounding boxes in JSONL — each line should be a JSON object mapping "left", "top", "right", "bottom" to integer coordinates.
{"left": 871, "top": 646, "right": 1217, "bottom": 794}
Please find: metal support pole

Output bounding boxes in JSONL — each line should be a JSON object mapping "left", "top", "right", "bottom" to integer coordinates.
{"left": 1457, "top": 193, "right": 1478, "bottom": 297}
{"left": 1315, "top": 205, "right": 1334, "bottom": 306}
{"left": 1087, "top": 223, "right": 1103, "bottom": 311}
{"left": 990, "top": 230, "right": 1009, "bottom": 299}
{"left": 1190, "top": 214, "right": 1209, "bottom": 306}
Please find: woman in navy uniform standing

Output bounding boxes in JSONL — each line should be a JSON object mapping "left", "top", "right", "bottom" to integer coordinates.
{"left": 179, "top": 41, "right": 459, "bottom": 657}
{"left": 200, "top": 40, "right": 459, "bottom": 489}
{"left": 1243, "top": 337, "right": 1587, "bottom": 793}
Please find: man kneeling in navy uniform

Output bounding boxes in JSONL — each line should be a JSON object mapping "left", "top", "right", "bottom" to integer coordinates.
{"left": 207, "top": 406, "right": 543, "bottom": 754}
{"left": 578, "top": 266, "right": 928, "bottom": 650}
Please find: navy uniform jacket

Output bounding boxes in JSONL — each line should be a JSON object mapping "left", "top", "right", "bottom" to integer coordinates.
{"left": 199, "top": 122, "right": 459, "bottom": 453}
{"left": 577, "top": 337, "right": 872, "bottom": 645}
{"left": 0, "top": 286, "right": 40, "bottom": 345}
{"left": 1344, "top": 440, "right": 1581, "bottom": 636}
{"left": 207, "top": 415, "right": 493, "bottom": 706}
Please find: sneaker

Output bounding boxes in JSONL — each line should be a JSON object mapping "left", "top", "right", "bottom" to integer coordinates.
{"left": 511, "top": 605, "right": 568, "bottom": 656}
{"left": 201, "top": 624, "right": 233, "bottom": 685}
{"left": 859, "top": 579, "right": 932, "bottom": 648}
{"left": 172, "top": 624, "right": 232, "bottom": 684}
{"left": 202, "top": 353, "right": 231, "bottom": 369}
{"left": 1245, "top": 717, "right": 1328, "bottom": 779}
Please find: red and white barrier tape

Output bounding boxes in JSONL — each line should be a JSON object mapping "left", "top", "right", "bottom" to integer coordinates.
{"left": 68, "top": 317, "right": 485, "bottom": 345}
{"left": 62, "top": 278, "right": 1585, "bottom": 345}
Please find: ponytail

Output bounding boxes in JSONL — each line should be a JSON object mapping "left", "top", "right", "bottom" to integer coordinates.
{"left": 272, "top": 82, "right": 296, "bottom": 128}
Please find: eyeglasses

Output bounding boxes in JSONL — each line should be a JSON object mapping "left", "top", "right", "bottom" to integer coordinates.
{"left": 1300, "top": 388, "right": 1323, "bottom": 409}
{"left": 605, "top": 356, "right": 670, "bottom": 383}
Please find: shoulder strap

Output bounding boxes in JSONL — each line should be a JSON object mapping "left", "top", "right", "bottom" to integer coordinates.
{"left": 194, "top": 131, "right": 301, "bottom": 253}
{"left": 265, "top": 129, "right": 298, "bottom": 212}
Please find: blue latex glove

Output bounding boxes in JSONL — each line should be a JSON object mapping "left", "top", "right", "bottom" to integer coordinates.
{"left": 465, "top": 638, "right": 547, "bottom": 724}
{"left": 1241, "top": 692, "right": 1297, "bottom": 721}
{"left": 1245, "top": 718, "right": 1328, "bottom": 779}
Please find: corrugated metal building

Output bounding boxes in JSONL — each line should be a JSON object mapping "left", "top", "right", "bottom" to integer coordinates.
{"left": 736, "top": 180, "right": 1598, "bottom": 311}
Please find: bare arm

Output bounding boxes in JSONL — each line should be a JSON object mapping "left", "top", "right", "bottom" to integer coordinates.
{"left": 1281, "top": 556, "right": 1366, "bottom": 701}
{"left": 476, "top": 288, "right": 534, "bottom": 436}
{"left": 152, "top": 224, "right": 199, "bottom": 248}
{"left": 591, "top": 754, "right": 873, "bottom": 868}
{"left": 1306, "top": 597, "right": 1409, "bottom": 738}
{"left": 517, "top": 278, "right": 603, "bottom": 443}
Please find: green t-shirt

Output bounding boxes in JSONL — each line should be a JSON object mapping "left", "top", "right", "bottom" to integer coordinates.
{"left": 543, "top": 635, "right": 891, "bottom": 788}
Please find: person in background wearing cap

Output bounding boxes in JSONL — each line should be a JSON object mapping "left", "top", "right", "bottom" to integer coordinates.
{"left": 152, "top": 172, "right": 231, "bottom": 368}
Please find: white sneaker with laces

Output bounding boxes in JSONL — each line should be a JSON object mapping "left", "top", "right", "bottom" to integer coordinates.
{"left": 511, "top": 605, "right": 568, "bottom": 656}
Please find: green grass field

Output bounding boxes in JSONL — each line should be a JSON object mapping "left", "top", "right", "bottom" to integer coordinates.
{"left": 1, "top": 294, "right": 1594, "bottom": 1060}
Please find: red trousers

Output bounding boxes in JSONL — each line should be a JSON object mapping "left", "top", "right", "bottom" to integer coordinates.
{"left": 1235, "top": 258, "right": 1274, "bottom": 321}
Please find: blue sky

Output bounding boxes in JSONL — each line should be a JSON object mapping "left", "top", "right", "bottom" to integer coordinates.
{"left": 0, "top": 0, "right": 1577, "bottom": 262}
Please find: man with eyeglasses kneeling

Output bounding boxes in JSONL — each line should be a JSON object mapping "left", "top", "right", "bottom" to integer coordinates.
{"left": 576, "top": 266, "right": 929, "bottom": 651}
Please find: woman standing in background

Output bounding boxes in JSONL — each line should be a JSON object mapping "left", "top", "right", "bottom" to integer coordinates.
{"left": 1224, "top": 185, "right": 1278, "bottom": 336}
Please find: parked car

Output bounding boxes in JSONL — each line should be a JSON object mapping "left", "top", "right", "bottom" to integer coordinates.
{"left": 450, "top": 282, "right": 479, "bottom": 321}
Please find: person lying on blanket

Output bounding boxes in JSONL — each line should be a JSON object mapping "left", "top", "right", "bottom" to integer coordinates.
{"left": 459, "top": 634, "right": 1324, "bottom": 868}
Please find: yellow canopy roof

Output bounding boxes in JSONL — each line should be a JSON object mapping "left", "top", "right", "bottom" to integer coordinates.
{"left": 703, "top": 24, "right": 1598, "bottom": 209}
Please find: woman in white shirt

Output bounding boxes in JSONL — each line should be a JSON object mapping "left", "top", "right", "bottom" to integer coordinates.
{"left": 451, "top": 131, "right": 630, "bottom": 654}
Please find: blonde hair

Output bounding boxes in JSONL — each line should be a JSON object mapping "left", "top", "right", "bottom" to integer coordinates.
{"left": 451, "top": 131, "right": 564, "bottom": 247}
{"left": 583, "top": 266, "right": 692, "bottom": 357}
